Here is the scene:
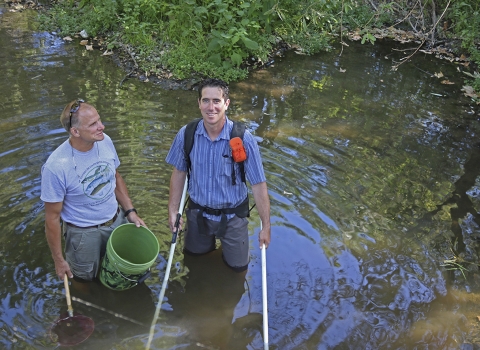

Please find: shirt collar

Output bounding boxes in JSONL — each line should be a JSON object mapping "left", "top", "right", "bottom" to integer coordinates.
{"left": 198, "top": 116, "right": 232, "bottom": 141}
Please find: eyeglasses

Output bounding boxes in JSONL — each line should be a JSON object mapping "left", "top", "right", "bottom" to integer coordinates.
{"left": 69, "top": 99, "right": 84, "bottom": 129}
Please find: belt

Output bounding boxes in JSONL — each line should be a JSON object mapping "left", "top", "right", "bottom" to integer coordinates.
{"left": 66, "top": 207, "right": 120, "bottom": 229}
{"left": 188, "top": 196, "right": 250, "bottom": 218}
{"left": 188, "top": 197, "right": 250, "bottom": 238}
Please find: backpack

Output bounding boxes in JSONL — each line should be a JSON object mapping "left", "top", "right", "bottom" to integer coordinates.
{"left": 184, "top": 118, "right": 246, "bottom": 185}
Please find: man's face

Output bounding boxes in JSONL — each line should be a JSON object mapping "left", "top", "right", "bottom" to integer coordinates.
{"left": 73, "top": 105, "right": 105, "bottom": 143}
{"left": 198, "top": 86, "right": 230, "bottom": 127}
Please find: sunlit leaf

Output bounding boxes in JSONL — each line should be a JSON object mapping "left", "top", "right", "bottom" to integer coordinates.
{"left": 463, "top": 71, "right": 480, "bottom": 79}
{"left": 462, "top": 85, "right": 478, "bottom": 98}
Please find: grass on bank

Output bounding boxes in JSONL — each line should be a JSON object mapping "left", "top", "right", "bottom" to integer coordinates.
{"left": 38, "top": 0, "right": 480, "bottom": 94}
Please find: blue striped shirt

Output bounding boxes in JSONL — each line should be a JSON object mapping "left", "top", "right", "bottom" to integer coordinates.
{"left": 165, "top": 117, "right": 266, "bottom": 221}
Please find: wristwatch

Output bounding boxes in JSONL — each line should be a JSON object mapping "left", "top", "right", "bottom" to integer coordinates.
{"left": 124, "top": 208, "right": 137, "bottom": 217}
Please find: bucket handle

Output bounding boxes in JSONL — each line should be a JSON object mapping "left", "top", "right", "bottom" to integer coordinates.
{"left": 111, "top": 261, "right": 151, "bottom": 286}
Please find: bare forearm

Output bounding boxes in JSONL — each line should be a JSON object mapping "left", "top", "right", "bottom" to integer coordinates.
{"left": 252, "top": 181, "right": 271, "bottom": 247}
{"left": 114, "top": 171, "right": 134, "bottom": 210}
{"left": 114, "top": 170, "right": 146, "bottom": 227}
{"left": 44, "top": 201, "right": 72, "bottom": 279}
{"left": 252, "top": 182, "right": 270, "bottom": 227}
{"left": 168, "top": 168, "right": 187, "bottom": 230}
{"left": 45, "top": 220, "right": 64, "bottom": 263}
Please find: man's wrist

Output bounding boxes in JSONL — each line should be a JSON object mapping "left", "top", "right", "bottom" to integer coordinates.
{"left": 124, "top": 208, "right": 137, "bottom": 217}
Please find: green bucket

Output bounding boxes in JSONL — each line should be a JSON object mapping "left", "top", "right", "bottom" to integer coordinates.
{"left": 99, "top": 223, "right": 159, "bottom": 291}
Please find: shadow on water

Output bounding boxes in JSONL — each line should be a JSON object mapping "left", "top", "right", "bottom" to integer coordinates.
{"left": 447, "top": 144, "right": 480, "bottom": 254}
{"left": 409, "top": 142, "right": 480, "bottom": 258}
{"left": 2, "top": 3, "right": 480, "bottom": 350}
{"left": 163, "top": 249, "right": 256, "bottom": 350}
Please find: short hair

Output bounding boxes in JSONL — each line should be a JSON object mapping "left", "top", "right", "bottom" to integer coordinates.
{"left": 59, "top": 99, "right": 91, "bottom": 133}
{"left": 197, "top": 78, "right": 229, "bottom": 101}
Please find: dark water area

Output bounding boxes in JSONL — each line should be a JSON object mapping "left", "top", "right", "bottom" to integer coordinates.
{"left": 2, "top": 3, "right": 480, "bottom": 350}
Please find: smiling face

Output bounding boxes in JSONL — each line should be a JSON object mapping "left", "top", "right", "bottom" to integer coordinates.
{"left": 198, "top": 86, "right": 230, "bottom": 128}
{"left": 70, "top": 104, "right": 105, "bottom": 148}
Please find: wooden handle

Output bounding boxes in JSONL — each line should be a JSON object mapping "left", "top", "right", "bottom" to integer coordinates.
{"left": 64, "top": 274, "right": 74, "bottom": 317}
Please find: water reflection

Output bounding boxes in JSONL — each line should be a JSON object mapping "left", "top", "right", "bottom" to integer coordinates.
{"left": 1, "top": 4, "right": 480, "bottom": 350}
{"left": 164, "top": 249, "right": 250, "bottom": 349}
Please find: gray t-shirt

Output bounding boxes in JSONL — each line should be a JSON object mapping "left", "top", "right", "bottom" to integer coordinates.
{"left": 41, "top": 134, "right": 120, "bottom": 226}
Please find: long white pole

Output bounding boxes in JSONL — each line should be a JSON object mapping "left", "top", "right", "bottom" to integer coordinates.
{"left": 146, "top": 179, "right": 188, "bottom": 350}
{"left": 261, "top": 227, "right": 269, "bottom": 349}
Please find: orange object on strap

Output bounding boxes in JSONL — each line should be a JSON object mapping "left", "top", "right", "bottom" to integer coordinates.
{"left": 230, "top": 137, "right": 247, "bottom": 162}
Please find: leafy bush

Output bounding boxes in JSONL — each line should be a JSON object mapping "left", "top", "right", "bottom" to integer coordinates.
{"left": 445, "top": 0, "right": 480, "bottom": 91}
{"left": 38, "top": 0, "right": 480, "bottom": 86}
{"left": 39, "top": 0, "right": 118, "bottom": 37}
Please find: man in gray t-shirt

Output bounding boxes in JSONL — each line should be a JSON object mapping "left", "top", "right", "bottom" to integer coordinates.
{"left": 41, "top": 99, "right": 145, "bottom": 282}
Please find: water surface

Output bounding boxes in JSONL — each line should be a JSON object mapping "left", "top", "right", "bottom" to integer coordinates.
{"left": 1, "top": 4, "right": 480, "bottom": 350}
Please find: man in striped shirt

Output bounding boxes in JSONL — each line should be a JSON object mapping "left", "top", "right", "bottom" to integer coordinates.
{"left": 166, "top": 78, "right": 271, "bottom": 272}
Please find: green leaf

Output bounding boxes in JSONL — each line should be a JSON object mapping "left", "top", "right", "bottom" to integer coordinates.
{"left": 208, "top": 38, "right": 221, "bottom": 51}
{"left": 231, "top": 52, "right": 243, "bottom": 66}
{"left": 241, "top": 37, "right": 259, "bottom": 50}
{"left": 208, "top": 53, "right": 222, "bottom": 66}
{"left": 194, "top": 6, "right": 208, "bottom": 15}
{"left": 361, "top": 33, "right": 376, "bottom": 45}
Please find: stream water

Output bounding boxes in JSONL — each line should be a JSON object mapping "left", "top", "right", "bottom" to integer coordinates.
{"left": 2, "top": 4, "right": 480, "bottom": 350}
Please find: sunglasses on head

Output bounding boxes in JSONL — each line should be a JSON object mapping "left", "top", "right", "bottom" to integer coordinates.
{"left": 69, "top": 99, "right": 84, "bottom": 129}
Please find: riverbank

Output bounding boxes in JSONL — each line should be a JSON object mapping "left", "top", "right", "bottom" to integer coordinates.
{"left": 4, "top": 0, "right": 480, "bottom": 102}
{"left": 81, "top": 27, "right": 480, "bottom": 106}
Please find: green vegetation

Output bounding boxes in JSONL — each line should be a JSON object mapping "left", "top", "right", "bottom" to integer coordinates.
{"left": 38, "top": 0, "right": 480, "bottom": 91}
{"left": 449, "top": 0, "right": 480, "bottom": 93}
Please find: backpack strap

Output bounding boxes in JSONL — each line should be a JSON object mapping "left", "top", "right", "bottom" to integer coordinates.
{"left": 184, "top": 118, "right": 202, "bottom": 181}
{"left": 231, "top": 121, "right": 246, "bottom": 139}
{"left": 184, "top": 118, "right": 246, "bottom": 185}
{"left": 230, "top": 122, "right": 246, "bottom": 184}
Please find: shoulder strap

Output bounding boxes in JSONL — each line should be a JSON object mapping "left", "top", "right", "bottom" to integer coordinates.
{"left": 184, "top": 119, "right": 247, "bottom": 185}
{"left": 184, "top": 118, "right": 202, "bottom": 179}
{"left": 231, "top": 121, "right": 245, "bottom": 140}
{"left": 230, "top": 121, "right": 246, "bottom": 184}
